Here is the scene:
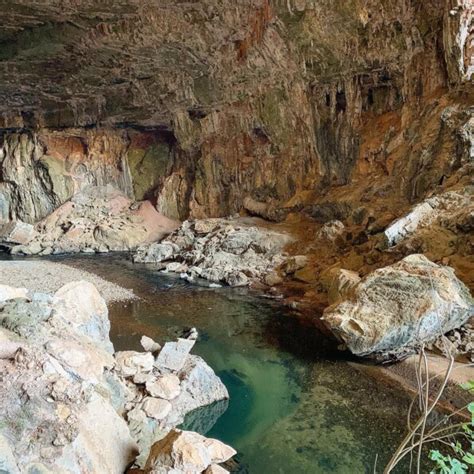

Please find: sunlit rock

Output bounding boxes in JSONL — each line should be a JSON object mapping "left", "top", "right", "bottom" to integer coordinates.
{"left": 322, "top": 254, "right": 474, "bottom": 359}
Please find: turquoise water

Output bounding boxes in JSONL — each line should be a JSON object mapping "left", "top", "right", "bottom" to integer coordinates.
{"left": 49, "top": 254, "right": 414, "bottom": 473}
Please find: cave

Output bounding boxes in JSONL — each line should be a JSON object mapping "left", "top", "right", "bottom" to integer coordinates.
{"left": 0, "top": 1, "right": 473, "bottom": 473}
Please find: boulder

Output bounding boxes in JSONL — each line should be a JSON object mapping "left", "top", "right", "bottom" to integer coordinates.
{"left": 327, "top": 269, "right": 361, "bottom": 304}
{"left": 53, "top": 281, "right": 112, "bottom": 352}
{"left": 167, "top": 355, "right": 229, "bottom": 426}
{"left": 144, "top": 429, "right": 236, "bottom": 473}
{"left": 0, "top": 220, "right": 37, "bottom": 245}
{"left": 384, "top": 191, "right": 472, "bottom": 246}
{"left": 322, "top": 254, "right": 474, "bottom": 358}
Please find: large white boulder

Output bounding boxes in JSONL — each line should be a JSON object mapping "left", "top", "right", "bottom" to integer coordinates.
{"left": 322, "top": 254, "right": 474, "bottom": 358}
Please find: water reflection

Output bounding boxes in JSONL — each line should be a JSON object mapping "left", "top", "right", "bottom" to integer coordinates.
{"left": 47, "top": 254, "right": 412, "bottom": 473}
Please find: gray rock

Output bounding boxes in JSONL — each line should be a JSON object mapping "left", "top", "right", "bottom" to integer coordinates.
{"left": 155, "top": 338, "right": 195, "bottom": 372}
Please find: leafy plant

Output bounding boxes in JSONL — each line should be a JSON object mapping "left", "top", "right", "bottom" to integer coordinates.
{"left": 383, "top": 342, "right": 474, "bottom": 473}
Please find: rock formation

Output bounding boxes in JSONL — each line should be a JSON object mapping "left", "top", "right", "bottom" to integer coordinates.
{"left": 0, "top": 280, "right": 232, "bottom": 472}
{"left": 8, "top": 185, "right": 179, "bottom": 255}
{"left": 0, "top": 0, "right": 472, "bottom": 223}
{"left": 0, "top": 1, "right": 471, "bottom": 363}
{"left": 322, "top": 255, "right": 474, "bottom": 359}
{"left": 134, "top": 217, "right": 293, "bottom": 286}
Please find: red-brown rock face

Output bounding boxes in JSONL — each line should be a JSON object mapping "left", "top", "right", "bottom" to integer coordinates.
{"left": 0, "top": 0, "right": 472, "bottom": 222}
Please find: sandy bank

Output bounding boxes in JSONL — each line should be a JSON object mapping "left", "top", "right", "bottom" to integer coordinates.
{"left": 0, "top": 259, "right": 136, "bottom": 302}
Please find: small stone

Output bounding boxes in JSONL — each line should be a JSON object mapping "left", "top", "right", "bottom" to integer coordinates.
{"left": 205, "top": 464, "right": 229, "bottom": 474}
{"left": 115, "top": 351, "right": 154, "bottom": 376}
{"left": 140, "top": 335, "right": 161, "bottom": 353}
{"left": 264, "top": 271, "right": 283, "bottom": 286}
{"left": 146, "top": 374, "right": 181, "bottom": 400}
{"left": 225, "top": 272, "right": 248, "bottom": 287}
{"left": 133, "top": 372, "right": 155, "bottom": 385}
{"left": 142, "top": 397, "right": 172, "bottom": 420}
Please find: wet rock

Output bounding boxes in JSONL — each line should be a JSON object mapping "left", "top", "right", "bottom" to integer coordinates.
{"left": 168, "top": 355, "right": 229, "bottom": 426}
{"left": 144, "top": 429, "right": 236, "bottom": 473}
{"left": 322, "top": 254, "right": 474, "bottom": 359}
{"left": 225, "top": 271, "right": 249, "bottom": 287}
{"left": 205, "top": 464, "right": 230, "bottom": 474}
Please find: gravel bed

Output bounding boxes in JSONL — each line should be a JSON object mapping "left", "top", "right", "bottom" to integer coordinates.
{"left": 0, "top": 260, "right": 136, "bottom": 303}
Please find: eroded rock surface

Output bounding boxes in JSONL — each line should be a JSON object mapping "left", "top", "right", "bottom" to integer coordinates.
{"left": 134, "top": 218, "right": 293, "bottom": 286}
{"left": 0, "top": 281, "right": 137, "bottom": 473}
{"left": 8, "top": 185, "right": 179, "bottom": 255}
{"left": 322, "top": 255, "right": 474, "bottom": 359}
{"left": 144, "top": 429, "right": 236, "bottom": 474}
{"left": 0, "top": 281, "right": 231, "bottom": 471}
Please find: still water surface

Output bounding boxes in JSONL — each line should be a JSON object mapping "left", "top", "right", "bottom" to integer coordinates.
{"left": 54, "top": 255, "right": 410, "bottom": 473}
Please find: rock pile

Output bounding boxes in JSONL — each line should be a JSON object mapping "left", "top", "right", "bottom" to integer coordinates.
{"left": 134, "top": 218, "right": 293, "bottom": 287}
{"left": 322, "top": 254, "right": 474, "bottom": 359}
{"left": 117, "top": 335, "right": 229, "bottom": 466}
{"left": 0, "top": 280, "right": 232, "bottom": 472}
{"left": 6, "top": 185, "right": 178, "bottom": 256}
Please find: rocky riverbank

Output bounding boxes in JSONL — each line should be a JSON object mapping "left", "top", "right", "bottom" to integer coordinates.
{"left": 134, "top": 217, "right": 294, "bottom": 287}
{"left": 2, "top": 185, "right": 179, "bottom": 256}
{"left": 0, "top": 279, "right": 235, "bottom": 473}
